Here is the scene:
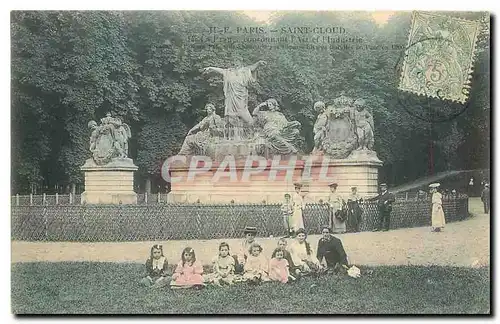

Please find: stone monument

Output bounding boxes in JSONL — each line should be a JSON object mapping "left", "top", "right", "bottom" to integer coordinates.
{"left": 167, "top": 60, "right": 382, "bottom": 203}
{"left": 307, "top": 94, "right": 382, "bottom": 200}
{"left": 81, "top": 112, "right": 138, "bottom": 204}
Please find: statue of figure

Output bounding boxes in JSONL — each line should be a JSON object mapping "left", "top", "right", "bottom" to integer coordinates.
{"left": 201, "top": 59, "right": 267, "bottom": 141}
{"left": 178, "top": 103, "right": 224, "bottom": 156}
{"left": 312, "top": 101, "right": 327, "bottom": 154}
{"left": 252, "top": 98, "right": 301, "bottom": 155}
{"left": 110, "top": 117, "right": 132, "bottom": 158}
{"left": 352, "top": 99, "right": 375, "bottom": 151}
{"left": 88, "top": 120, "right": 99, "bottom": 153}
{"left": 87, "top": 112, "right": 132, "bottom": 165}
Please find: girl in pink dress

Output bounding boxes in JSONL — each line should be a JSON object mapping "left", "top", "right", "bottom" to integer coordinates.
{"left": 269, "top": 248, "right": 291, "bottom": 283}
{"left": 170, "top": 247, "right": 204, "bottom": 289}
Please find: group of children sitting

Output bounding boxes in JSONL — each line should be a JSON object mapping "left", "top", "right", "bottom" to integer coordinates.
{"left": 140, "top": 226, "right": 350, "bottom": 289}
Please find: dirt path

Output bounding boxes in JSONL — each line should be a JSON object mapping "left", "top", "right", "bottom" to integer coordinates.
{"left": 11, "top": 198, "right": 490, "bottom": 268}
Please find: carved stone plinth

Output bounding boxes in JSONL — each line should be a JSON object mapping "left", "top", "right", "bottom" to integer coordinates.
{"left": 81, "top": 158, "right": 138, "bottom": 204}
{"left": 167, "top": 155, "right": 383, "bottom": 204}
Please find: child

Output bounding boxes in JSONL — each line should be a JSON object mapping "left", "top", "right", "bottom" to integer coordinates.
{"left": 277, "top": 238, "right": 296, "bottom": 273}
{"left": 289, "top": 228, "right": 321, "bottom": 276}
{"left": 170, "top": 247, "right": 204, "bottom": 289}
{"left": 280, "top": 194, "right": 293, "bottom": 237}
{"left": 209, "top": 242, "right": 235, "bottom": 286}
{"left": 269, "top": 248, "right": 292, "bottom": 283}
{"left": 243, "top": 242, "right": 269, "bottom": 284}
{"left": 234, "top": 226, "right": 259, "bottom": 274}
{"left": 140, "top": 244, "right": 170, "bottom": 288}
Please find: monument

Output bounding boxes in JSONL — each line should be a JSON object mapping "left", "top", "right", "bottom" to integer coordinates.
{"left": 306, "top": 94, "right": 382, "bottom": 201}
{"left": 167, "top": 60, "right": 382, "bottom": 203}
{"left": 81, "top": 113, "right": 138, "bottom": 204}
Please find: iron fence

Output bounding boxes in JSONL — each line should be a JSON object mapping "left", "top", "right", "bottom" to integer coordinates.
{"left": 11, "top": 197, "right": 469, "bottom": 242}
{"left": 11, "top": 193, "right": 171, "bottom": 206}
{"left": 11, "top": 192, "right": 468, "bottom": 206}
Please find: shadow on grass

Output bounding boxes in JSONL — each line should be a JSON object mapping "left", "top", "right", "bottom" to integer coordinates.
{"left": 11, "top": 262, "right": 490, "bottom": 315}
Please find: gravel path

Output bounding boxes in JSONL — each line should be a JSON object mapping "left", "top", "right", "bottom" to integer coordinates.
{"left": 11, "top": 198, "right": 489, "bottom": 268}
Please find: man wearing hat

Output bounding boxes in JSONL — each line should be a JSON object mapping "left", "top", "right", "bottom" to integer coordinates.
{"left": 290, "top": 183, "right": 305, "bottom": 236}
{"left": 481, "top": 183, "right": 490, "bottom": 214}
{"left": 233, "top": 226, "right": 259, "bottom": 274}
{"left": 327, "top": 182, "right": 346, "bottom": 234}
{"left": 347, "top": 186, "right": 363, "bottom": 232}
{"left": 429, "top": 183, "right": 446, "bottom": 232}
{"left": 368, "top": 183, "right": 395, "bottom": 231}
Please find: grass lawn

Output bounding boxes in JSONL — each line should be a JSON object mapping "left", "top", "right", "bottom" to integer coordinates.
{"left": 11, "top": 262, "right": 490, "bottom": 314}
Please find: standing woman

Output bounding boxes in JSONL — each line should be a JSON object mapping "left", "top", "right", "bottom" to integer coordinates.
{"left": 290, "top": 183, "right": 306, "bottom": 236}
{"left": 328, "top": 183, "right": 346, "bottom": 234}
{"left": 429, "top": 183, "right": 446, "bottom": 232}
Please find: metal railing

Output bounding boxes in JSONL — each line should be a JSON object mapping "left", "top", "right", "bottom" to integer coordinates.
{"left": 11, "top": 197, "right": 469, "bottom": 242}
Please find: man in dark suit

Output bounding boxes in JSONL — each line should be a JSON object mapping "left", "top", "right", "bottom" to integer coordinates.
{"left": 316, "top": 226, "right": 348, "bottom": 273}
{"left": 481, "top": 183, "right": 490, "bottom": 214}
{"left": 368, "top": 183, "right": 396, "bottom": 231}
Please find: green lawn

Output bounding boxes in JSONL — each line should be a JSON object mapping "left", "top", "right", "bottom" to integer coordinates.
{"left": 11, "top": 262, "right": 490, "bottom": 314}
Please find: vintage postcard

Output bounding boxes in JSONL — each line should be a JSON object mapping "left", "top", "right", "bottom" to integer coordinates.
{"left": 10, "top": 10, "right": 490, "bottom": 314}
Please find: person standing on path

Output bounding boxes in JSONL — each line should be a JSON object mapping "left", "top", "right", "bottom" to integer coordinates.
{"left": 328, "top": 182, "right": 346, "bottom": 234}
{"left": 290, "top": 183, "right": 306, "bottom": 236}
{"left": 429, "top": 183, "right": 446, "bottom": 232}
{"left": 481, "top": 183, "right": 490, "bottom": 214}
{"left": 347, "top": 186, "right": 363, "bottom": 232}
{"left": 281, "top": 193, "right": 293, "bottom": 237}
{"left": 368, "top": 183, "right": 395, "bottom": 231}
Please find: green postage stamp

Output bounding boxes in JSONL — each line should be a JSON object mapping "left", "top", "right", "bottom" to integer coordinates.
{"left": 399, "top": 11, "right": 482, "bottom": 103}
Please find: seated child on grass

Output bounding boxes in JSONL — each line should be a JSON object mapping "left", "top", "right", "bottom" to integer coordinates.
{"left": 206, "top": 242, "right": 236, "bottom": 286}
{"left": 243, "top": 242, "right": 269, "bottom": 284}
{"left": 277, "top": 237, "right": 296, "bottom": 273}
{"left": 269, "top": 248, "right": 294, "bottom": 283}
{"left": 139, "top": 244, "right": 170, "bottom": 288}
{"left": 170, "top": 247, "right": 204, "bottom": 289}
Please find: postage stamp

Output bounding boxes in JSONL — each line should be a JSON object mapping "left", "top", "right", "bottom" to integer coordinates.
{"left": 398, "top": 11, "right": 481, "bottom": 103}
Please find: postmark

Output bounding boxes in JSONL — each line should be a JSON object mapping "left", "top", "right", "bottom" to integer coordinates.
{"left": 398, "top": 11, "right": 481, "bottom": 104}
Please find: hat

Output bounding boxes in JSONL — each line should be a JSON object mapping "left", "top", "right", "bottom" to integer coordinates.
{"left": 329, "top": 182, "right": 338, "bottom": 188}
{"left": 294, "top": 183, "right": 303, "bottom": 188}
{"left": 243, "top": 226, "right": 257, "bottom": 235}
{"left": 429, "top": 183, "right": 440, "bottom": 188}
{"left": 380, "top": 183, "right": 387, "bottom": 187}
{"left": 295, "top": 228, "right": 307, "bottom": 236}
{"left": 351, "top": 186, "right": 357, "bottom": 190}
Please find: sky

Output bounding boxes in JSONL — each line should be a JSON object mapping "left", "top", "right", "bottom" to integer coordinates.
{"left": 244, "top": 10, "right": 395, "bottom": 26}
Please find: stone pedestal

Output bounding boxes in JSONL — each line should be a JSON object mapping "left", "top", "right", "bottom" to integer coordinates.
{"left": 81, "top": 158, "right": 138, "bottom": 204}
{"left": 167, "top": 153, "right": 383, "bottom": 204}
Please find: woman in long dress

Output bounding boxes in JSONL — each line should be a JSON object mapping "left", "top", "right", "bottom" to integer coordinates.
{"left": 328, "top": 183, "right": 346, "bottom": 234}
{"left": 290, "top": 184, "right": 305, "bottom": 236}
{"left": 429, "top": 183, "right": 446, "bottom": 232}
